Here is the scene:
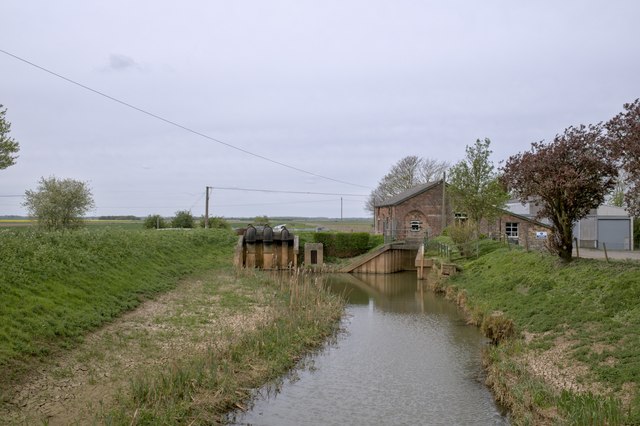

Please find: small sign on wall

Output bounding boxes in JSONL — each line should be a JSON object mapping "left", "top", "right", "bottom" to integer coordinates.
{"left": 536, "top": 231, "right": 548, "bottom": 239}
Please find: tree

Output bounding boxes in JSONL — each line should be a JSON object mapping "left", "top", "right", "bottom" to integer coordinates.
{"left": 253, "top": 215, "right": 270, "bottom": 226}
{"left": 144, "top": 214, "right": 167, "bottom": 229}
{"left": 502, "top": 125, "right": 617, "bottom": 262}
{"left": 23, "top": 177, "right": 95, "bottom": 231}
{"left": 366, "top": 155, "right": 449, "bottom": 212}
{"left": 0, "top": 105, "right": 20, "bottom": 170}
{"left": 447, "top": 138, "right": 509, "bottom": 230}
{"left": 606, "top": 98, "right": 640, "bottom": 215}
{"left": 608, "top": 170, "right": 629, "bottom": 207}
{"left": 172, "top": 210, "right": 195, "bottom": 228}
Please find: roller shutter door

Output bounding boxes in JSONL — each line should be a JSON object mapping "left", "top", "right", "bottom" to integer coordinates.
{"left": 597, "top": 219, "right": 630, "bottom": 250}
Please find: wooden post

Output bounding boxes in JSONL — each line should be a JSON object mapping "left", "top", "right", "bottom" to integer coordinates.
{"left": 603, "top": 242, "right": 609, "bottom": 262}
{"left": 574, "top": 237, "right": 580, "bottom": 258}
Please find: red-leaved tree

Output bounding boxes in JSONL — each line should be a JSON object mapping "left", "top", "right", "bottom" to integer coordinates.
{"left": 502, "top": 124, "right": 617, "bottom": 262}
{"left": 606, "top": 98, "right": 640, "bottom": 216}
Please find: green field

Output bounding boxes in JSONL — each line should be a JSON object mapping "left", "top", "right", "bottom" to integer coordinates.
{"left": 0, "top": 219, "right": 143, "bottom": 230}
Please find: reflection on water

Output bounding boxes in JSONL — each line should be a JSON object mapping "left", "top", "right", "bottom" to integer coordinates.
{"left": 230, "top": 272, "right": 509, "bottom": 426}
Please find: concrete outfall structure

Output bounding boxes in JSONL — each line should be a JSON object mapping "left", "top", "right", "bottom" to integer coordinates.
{"left": 234, "top": 225, "right": 298, "bottom": 270}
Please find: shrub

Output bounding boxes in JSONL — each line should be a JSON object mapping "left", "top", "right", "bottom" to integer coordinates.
{"left": 23, "top": 176, "right": 94, "bottom": 231}
{"left": 447, "top": 221, "right": 477, "bottom": 257}
{"left": 143, "top": 214, "right": 166, "bottom": 229}
{"left": 368, "top": 234, "right": 384, "bottom": 249}
{"left": 198, "top": 216, "right": 231, "bottom": 229}
{"left": 172, "top": 210, "right": 194, "bottom": 229}
{"left": 313, "top": 232, "right": 372, "bottom": 258}
{"left": 254, "top": 215, "right": 270, "bottom": 226}
{"left": 481, "top": 311, "right": 515, "bottom": 345}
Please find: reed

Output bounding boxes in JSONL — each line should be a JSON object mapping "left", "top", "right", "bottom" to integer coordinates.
{"left": 103, "top": 268, "right": 344, "bottom": 424}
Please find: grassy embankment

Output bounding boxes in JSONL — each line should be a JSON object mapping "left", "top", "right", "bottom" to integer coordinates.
{"left": 433, "top": 241, "right": 640, "bottom": 425}
{"left": 0, "top": 228, "right": 344, "bottom": 423}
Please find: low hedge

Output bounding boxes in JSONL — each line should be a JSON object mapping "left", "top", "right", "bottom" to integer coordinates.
{"left": 313, "top": 232, "right": 380, "bottom": 258}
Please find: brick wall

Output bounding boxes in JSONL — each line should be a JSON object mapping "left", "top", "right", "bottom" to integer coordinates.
{"left": 375, "top": 182, "right": 452, "bottom": 241}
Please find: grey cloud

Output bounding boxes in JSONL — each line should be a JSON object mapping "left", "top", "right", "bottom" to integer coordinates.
{"left": 106, "top": 54, "right": 138, "bottom": 71}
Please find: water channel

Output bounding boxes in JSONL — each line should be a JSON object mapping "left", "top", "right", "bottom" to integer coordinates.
{"left": 230, "top": 272, "right": 509, "bottom": 425}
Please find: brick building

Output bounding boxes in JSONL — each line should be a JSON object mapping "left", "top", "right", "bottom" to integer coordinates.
{"left": 374, "top": 181, "right": 450, "bottom": 244}
{"left": 373, "top": 180, "right": 552, "bottom": 249}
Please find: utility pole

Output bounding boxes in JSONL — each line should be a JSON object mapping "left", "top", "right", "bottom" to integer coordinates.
{"left": 204, "top": 186, "right": 211, "bottom": 229}
{"left": 341, "top": 197, "right": 343, "bottom": 221}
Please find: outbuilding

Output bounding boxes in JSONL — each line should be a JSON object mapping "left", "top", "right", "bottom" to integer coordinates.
{"left": 505, "top": 201, "right": 634, "bottom": 251}
{"left": 573, "top": 205, "right": 634, "bottom": 250}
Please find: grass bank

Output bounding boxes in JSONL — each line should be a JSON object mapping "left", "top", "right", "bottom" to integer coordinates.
{"left": 1, "top": 228, "right": 344, "bottom": 424}
{"left": 436, "top": 245, "right": 640, "bottom": 425}
{"left": 0, "top": 228, "right": 236, "bottom": 384}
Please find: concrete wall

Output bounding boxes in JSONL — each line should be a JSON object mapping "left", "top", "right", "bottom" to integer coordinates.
{"left": 350, "top": 247, "right": 417, "bottom": 274}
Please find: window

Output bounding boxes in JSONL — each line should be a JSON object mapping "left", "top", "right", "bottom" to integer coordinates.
{"left": 506, "top": 222, "right": 519, "bottom": 237}
{"left": 410, "top": 220, "right": 421, "bottom": 232}
{"left": 454, "top": 212, "right": 468, "bottom": 223}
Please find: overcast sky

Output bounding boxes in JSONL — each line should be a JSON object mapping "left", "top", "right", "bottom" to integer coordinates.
{"left": 2, "top": 1, "right": 639, "bottom": 218}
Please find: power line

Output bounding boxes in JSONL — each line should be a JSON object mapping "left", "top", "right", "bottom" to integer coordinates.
{"left": 0, "top": 49, "right": 370, "bottom": 189}
{"left": 210, "top": 186, "right": 368, "bottom": 197}
{"left": 215, "top": 198, "right": 343, "bottom": 208}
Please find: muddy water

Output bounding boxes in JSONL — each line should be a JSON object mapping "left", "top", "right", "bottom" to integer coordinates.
{"left": 230, "top": 272, "right": 509, "bottom": 425}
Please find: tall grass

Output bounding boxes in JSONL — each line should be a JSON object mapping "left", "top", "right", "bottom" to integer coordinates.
{"left": 103, "top": 269, "right": 344, "bottom": 424}
{"left": 0, "top": 228, "right": 236, "bottom": 383}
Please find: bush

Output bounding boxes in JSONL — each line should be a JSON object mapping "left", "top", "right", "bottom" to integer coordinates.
{"left": 254, "top": 215, "right": 270, "bottom": 226}
{"left": 481, "top": 311, "right": 515, "bottom": 345}
{"left": 368, "top": 234, "right": 384, "bottom": 248}
{"left": 313, "top": 232, "right": 372, "bottom": 258}
{"left": 198, "top": 216, "right": 231, "bottom": 229}
{"left": 144, "top": 214, "right": 166, "bottom": 229}
{"left": 172, "top": 210, "right": 194, "bottom": 228}
{"left": 23, "top": 176, "right": 94, "bottom": 231}
{"left": 446, "top": 221, "right": 477, "bottom": 257}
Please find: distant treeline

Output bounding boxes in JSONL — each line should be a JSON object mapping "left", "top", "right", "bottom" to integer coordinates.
{"left": 94, "top": 216, "right": 141, "bottom": 221}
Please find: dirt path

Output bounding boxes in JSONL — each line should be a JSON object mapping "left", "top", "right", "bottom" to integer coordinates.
{"left": 1, "top": 270, "right": 272, "bottom": 425}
